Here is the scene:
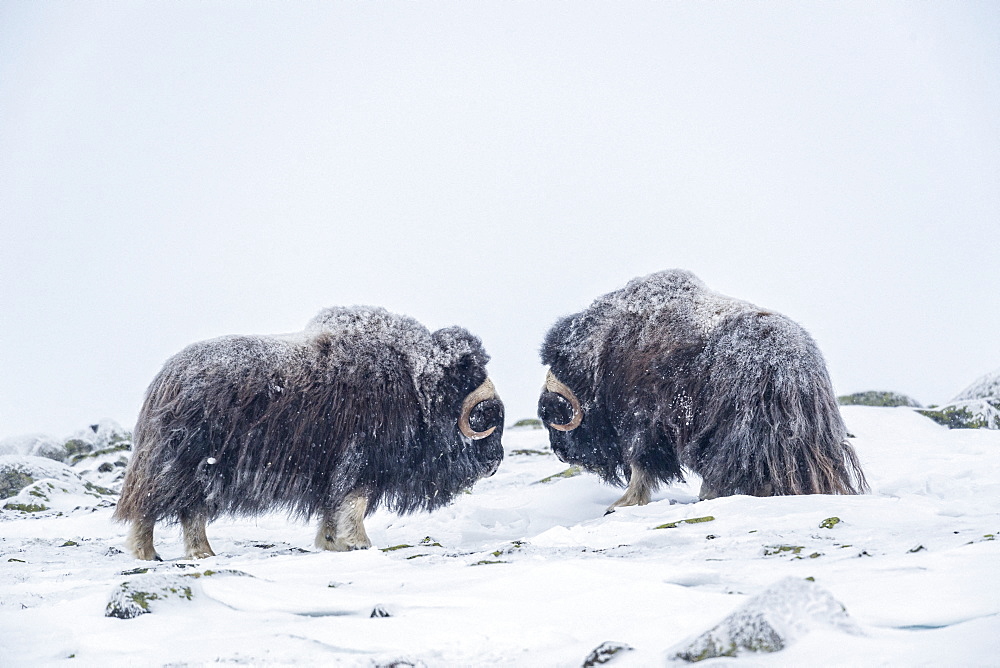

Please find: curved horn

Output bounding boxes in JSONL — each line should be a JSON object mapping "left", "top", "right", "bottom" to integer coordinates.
{"left": 544, "top": 369, "right": 583, "bottom": 431}
{"left": 458, "top": 378, "right": 498, "bottom": 440}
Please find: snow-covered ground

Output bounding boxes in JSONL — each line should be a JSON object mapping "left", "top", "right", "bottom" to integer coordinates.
{"left": 1, "top": 407, "right": 998, "bottom": 666}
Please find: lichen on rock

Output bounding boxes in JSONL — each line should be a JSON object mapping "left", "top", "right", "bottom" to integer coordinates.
{"left": 105, "top": 573, "right": 200, "bottom": 619}
{"left": 1, "top": 455, "right": 117, "bottom": 514}
{"left": 916, "top": 369, "right": 1000, "bottom": 429}
{"left": 534, "top": 466, "right": 582, "bottom": 484}
{"left": 654, "top": 516, "right": 715, "bottom": 530}
{"left": 917, "top": 400, "right": 1000, "bottom": 430}
{"left": 837, "top": 391, "right": 922, "bottom": 407}
{"left": 1, "top": 456, "right": 79, "bottom": 500}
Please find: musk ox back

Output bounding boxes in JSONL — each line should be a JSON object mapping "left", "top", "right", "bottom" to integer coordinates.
{"left": 537, "top": 270, "right": 866, "bottom": 513}
{"left": 114, "top": 306, "right": 504, "bottom": 560}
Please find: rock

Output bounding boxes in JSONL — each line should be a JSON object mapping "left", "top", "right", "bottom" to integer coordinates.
{"left": 952, "top": 368, "right": 1000, "bottom": 402}
{"left": 534, "top": 466, "right": 583, "bottom": 484}
{"left": 582, "top": 641, "right": 634, "bottom": 666}
{"left": 105, "top": 573, "right": 200, "bottom": 619}
{"left": 0, "top": 420, "right": 133, "bottom": 464}
{"left": 371, "top": 604, "right": 392, "bottom": 618}
{"left": 668, "top": 578, "right": 862, "bottom": 662}
{"left": 916, "top": 369, "right": 1000, "bottom": 430}
{"left": 0, "top": 456, "right": 80, "bottom": 500}
{"left": 917, "top": 400, "right": 1000, "bottom": 430}
{"left": 0, "top": 434, "right": 67, "bottom": 461}
{"left": 837, "top": 391, "right": 921, "bottom": 407}
{"left": 63, "top": 419, "right": 133, "bottom": 464}
{"left": 1, "top": 455, "right": 116, "bottom": 513}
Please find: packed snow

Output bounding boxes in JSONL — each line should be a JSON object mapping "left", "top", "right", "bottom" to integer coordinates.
{"left": 2, "top": 407, "right": 999, "bottom": 666}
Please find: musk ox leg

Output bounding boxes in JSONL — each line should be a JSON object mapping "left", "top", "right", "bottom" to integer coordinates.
{"left": 125, "top": 516, "right": 162, "bottom": 561}
{"left": 181, "top": 513, "right": 216, "bottom": 559}
{"left": 699, "top": 480, "right": 719, "bottom": 501}
{"left": 315, "top": 490, "right": 372, "bottom": 552}
{"left": 606, "top": 466, "right": 654, "bottom": 514}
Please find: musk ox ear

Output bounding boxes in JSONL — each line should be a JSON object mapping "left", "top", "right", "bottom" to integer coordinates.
{"left": 539, "top": 316, "right": 575, "bottom": 367}
{"left": 432, "top": 327, "right": 490, "bottom": 379}
{"left": 429, "top": 327, "right": 490, "bottom": 400}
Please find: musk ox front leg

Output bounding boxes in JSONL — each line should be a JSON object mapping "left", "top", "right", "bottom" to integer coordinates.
{"left": 315, "top": 490, "right": 372, "bottom": 552}
{"left": 181, "top": 513, "right": 216, "bottom": 559}
{"left": 606, "top": 465, "right": 654, "bottom": 514}
{"left": 125, "top": 516, "right": 161, "bottom": 561}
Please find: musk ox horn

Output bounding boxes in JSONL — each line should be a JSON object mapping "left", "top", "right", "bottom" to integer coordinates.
{"left": 544, "top": 369, "right": 583, "bottom": 431}
{"left": 458, "top": 378, "right": 499, "bottom": 440}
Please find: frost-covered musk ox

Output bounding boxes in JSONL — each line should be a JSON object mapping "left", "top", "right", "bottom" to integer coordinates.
{"left": 114, "top": 306, "right": 504, "bottom": 560}
{"left": 537, "top": 270, "right": 866, "bottom": 513}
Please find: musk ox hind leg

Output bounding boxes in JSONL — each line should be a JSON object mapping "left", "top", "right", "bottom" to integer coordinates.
{"left": 315, "top": 490, "right": 372, "bottom": 552}
{"left": 125, "top": 516, "right": 162, "bottom": 561}
{"left": 606, "top": 465, "right": 654, "bottom": 515}
{"left": 181, "top": 513, "right": 216, "bottom": 559}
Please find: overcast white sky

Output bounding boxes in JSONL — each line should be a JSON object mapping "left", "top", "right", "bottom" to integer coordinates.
{"left": 2, "top": 1, "right": 998, "bottom": 438}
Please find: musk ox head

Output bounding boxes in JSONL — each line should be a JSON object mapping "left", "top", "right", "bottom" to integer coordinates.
{"left": 537, "top": 269, "right": 866, "bottom": 507}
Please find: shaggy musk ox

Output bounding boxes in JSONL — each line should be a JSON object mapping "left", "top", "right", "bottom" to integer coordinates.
{"left": 538, "top": 270, "right": 866, "bottom": 513}
{"left": 114, "top": 306, "right": 504, "bottom": 560}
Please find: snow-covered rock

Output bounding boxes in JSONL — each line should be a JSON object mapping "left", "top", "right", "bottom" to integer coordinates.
{"left": 917, "top": 368, "right": 1000, "bottom": 429}
{"left": 0, "top": 433, "right": 68, "bottom": 460}
{"left": 0, "top": 419, "right": 132, "bottom": 464}
{"left": 582, "top": 641, "right": 634, "bottom": 666}
{"left": 0, "top": 454, "right": 116, "bottom": 514}
{"left": 1, "top": 456, "right": 83, "bottom": 499}
{"left": 61, "top": 419, "right": 133, "bottom": 464}
{"left": 667, "top": 578, "right": 862, "bottom": 662}
{"left": 953, "top": 368, "right": 1000, "bottom": 402}
{"left": 106, "top": 573, "right": 201, "bottom": 619}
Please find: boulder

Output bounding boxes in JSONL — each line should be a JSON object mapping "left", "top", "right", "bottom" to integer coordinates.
{"left": 917, "top": 369, "right": 1000, "bottom": 429}
{"left": 1, "top": 455, "right": 116, "bottom": 513}
{"left": 105, "top": 573, "right": 200, "bottom": 619}
{"left": 668, "top": 578, "right": 862, "bottom": 662}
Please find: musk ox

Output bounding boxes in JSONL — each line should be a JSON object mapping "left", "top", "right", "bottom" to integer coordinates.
{"left": 537, "top": 270, "right": 866, "bottom": 513}
{"left": 114, "top": 306, "right": 504, "bottom": 560}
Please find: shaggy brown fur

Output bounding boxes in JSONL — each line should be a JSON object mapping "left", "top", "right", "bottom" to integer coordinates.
{"left": 538, "top": 270, "right": 867, "bottom": 512}
{"left": 114, "top": 306, "right": 504, "bottom": 559}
